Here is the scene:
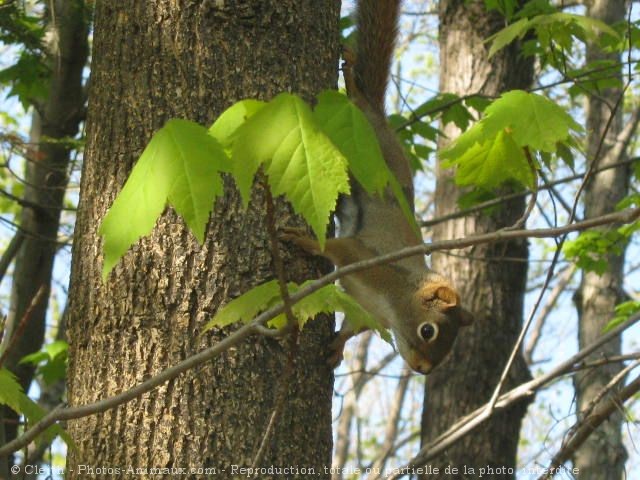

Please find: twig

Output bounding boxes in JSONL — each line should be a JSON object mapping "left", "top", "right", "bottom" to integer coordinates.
{"left": 0, "top": 231, "right": 24, "bottom": 287}
{"left": 333, "top": 332, "right": 374, "bottom": 480}
{"left": 366, "top": 366, "right": 411, "bottom": 479}
{"left": 421, "top": 157, "right": 638, "bottom": 228}
{"left": 506, "top": 147, "right": 538, "bottom": 230}
{"left": 538, "top": 372, "right": 640, "bottom": 480}
{"left": 1, "top": 207, "right": 637, "bottom": 456}
{"left": 0, "top": 285, "right": 47, "bottom": 367}
{"left": 523, "top": 264, "right": 577, "bottom": 364}
{"left": 250, "top": 186, "right": 299, "bottom": 470}
{"left": 384, "top": 313, "right": 640, "bottom": 480}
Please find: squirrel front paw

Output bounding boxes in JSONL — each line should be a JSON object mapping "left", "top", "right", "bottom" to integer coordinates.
{"left": 279, "top": 227, "right": 322, "bottom": 256}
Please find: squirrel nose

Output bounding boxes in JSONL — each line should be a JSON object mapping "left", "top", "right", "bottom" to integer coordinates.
{"left": 411, "top": 359, "right": 433, "bottom": 375}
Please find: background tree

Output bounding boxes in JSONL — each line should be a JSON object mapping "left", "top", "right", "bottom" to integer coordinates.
{"left": 0, "top": 0, "right": 88, "bottom": 474}
{"left": 573, "top": 0, "right": 633, "bottom": 477}
{"left": 420, "top": 0, "right": 534, "bottom": 476}
{"left": 0, "top": 0, "right": 639, "bottom": 478}
{"left": 64, "top": 1, "right": 338, "bottom": 476}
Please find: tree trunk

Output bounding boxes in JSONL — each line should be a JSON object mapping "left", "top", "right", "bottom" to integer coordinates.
{"left": 65, "top": 1, "right": 339, "bottom": 478}
{"left": 573, "top": 0, "right": 629, "bottom": 477}
{"left": 0, "top": 0, "right": 87, "bottom": 473}
{"left": 420, "top": 1, "right": 534, "bottom": 478}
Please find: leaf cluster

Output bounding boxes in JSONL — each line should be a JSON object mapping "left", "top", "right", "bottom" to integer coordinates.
{"left": 441, "top": 90, "right": 582, "bottom": 191}
{"left": 201, "top": 280, "right": 391, "bottom": 343}
{"left": 100, "top": 91, "right": 403, "bottom": 279}
{"left": 486, "top": 1, "right": 621, "bottom": 70}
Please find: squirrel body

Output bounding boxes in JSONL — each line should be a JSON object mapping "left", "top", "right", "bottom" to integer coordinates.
{"left": 283, "top": 0, "right": 473, "bottom": 374}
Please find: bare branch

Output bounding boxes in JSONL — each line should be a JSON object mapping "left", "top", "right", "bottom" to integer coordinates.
{"left": 539, "top": 370, "right": 640, "bottom": 480}
{"left": 2, "top": 207, "right": 637, "bottom": 456}
{"left": 385, "top": 313, "right": 640, "bottom": 480}
{"left": 421, "top": 157, "right": 638, "bottom": 228}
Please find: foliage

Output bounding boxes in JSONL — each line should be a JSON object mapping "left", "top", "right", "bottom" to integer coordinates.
{"left": 201, "top": 280, "right": 391, "bottom": 343}
{"left": 0, "top": 367, "right": 74, "bottom": 449}
{"left": 99, "top": 119, "right": 230, "bottom": 278}
{"left": 486, "top": 7, "right": 620, "bottom": 68}
{"left": 441, "top": 90, "right": 582, "bottom": 190}
{"left": 604, "top": 301, "right": 640, "bottom": 333}
{"left": 100, "top": 91, "right": 410, "bottom": 279}
{"left": 0, "top": 2, "right": 47, "bottom": 108}
{"left": 19, "top": 340, "right": 68, "bottom": 386}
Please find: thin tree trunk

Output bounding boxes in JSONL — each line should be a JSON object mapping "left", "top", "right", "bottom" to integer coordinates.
{"left": 420, "top": 1, "right": 534, "bottom": 478}
{"left": 65, "top": 2, "right": 339, "bottom": 478}
{"left": 573, "top": 0, "right": 629, "bottom": 477}
{"left": 0, "top": 0, "right": 87, "bottom": 472}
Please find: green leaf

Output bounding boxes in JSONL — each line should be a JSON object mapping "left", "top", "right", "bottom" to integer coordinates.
{"left": 442, "top": 91, "right": 581, "bottom": 189}
{"left": 209, "top": 99, "right": 266, "bottom": 150}
{"left": 0, "top": 368, "right": 24, "bottom": 413}
{"left": 604, "top": 301, "right": 640, "bottom": 333}
{"left": 19, "top": 351, "right": 49, "bottom": 366}
{"left": 486, "top": 18, "right": 532, "bottom": 58}
{"left": 0, "top": 368, "right": 74, "bottom": 449}
{"left": 44, "top": 340, "right": 68, "bottom": 360}
{"left": 449, "top": 130, "right": 533, "bottom": 189}
{"left": 314, "top": 90, "right": 388, "bottom": 195}
{"left": 268, "top": 283, "right": 392, "bottom": 343}
{"left": 482, "top": 91, "right": 582, "bottom": 151}
{"left": 487, "top": 12, "right": 621, "bottom": 59}
{"left": 100, "top": 119, "right": 229, "bottom": 279}
{"left": 563, "top": 230, "right": 625, "bottom": 274}
{"left": 411, "top": 121, "right": 439, "bottom": 142}
{"left": 233, "top": 93, "right": 350, "bottom": 248}
{"left": 202, "top": 280, "right": 281, "bottom": 333}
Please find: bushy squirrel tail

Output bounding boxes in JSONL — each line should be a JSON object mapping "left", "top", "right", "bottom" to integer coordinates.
{"left": 354, "top": 0, "right": 401, "bottom": 113}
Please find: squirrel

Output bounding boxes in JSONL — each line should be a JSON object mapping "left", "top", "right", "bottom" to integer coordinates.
{"left": 282, "top": 0, "right": 473, "bottom": 374}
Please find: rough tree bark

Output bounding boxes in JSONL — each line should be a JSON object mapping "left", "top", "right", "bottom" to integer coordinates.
{"left": 573, "top": 0, "right": 629, "bottom": 477}
{"left": 420, "top": 1, "right": 534, "bottom": 478}
{"left": 0, "top": 0, "right": 88, "bottom": 473}
{"left": 65, "top": 1, "right": 339, "bottom": 479}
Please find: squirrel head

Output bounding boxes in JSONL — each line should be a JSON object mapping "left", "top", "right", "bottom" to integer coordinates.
{"left": 393, "top": 280, "right": 473, "bottom": 374}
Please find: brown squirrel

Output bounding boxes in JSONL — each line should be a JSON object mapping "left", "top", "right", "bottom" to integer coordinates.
{"left": 283, "top": 0, "right": 473, "bottom": 374}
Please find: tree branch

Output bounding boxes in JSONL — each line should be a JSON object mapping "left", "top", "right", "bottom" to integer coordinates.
{"left": 384, "top": 313, "right": 640, "bottom": 480}
{"left": 1, "top": 207, "right": 637, "bottom": 456}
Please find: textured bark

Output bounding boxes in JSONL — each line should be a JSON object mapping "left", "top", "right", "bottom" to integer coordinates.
{"left": 65, "top": 1, "right": 339, "bottom": 479}
{"left": 420, "top": 1, "right": 534, "bottom": 478}
{"left": 0, "top": 0, "right": 87, "bottom": 473}
{"left": 572, "top": 0, "right": 629, "bottom": 477}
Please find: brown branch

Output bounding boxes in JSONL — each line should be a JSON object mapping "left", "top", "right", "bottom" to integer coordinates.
{"left": 539, "top": 371, "right": 640, "bottom": 480}
{"left": 384, "top": 312, "right": 640, "bottom": 480}
{"left": 0, "top": 285, "right": 47, "bottom": 367}
{"left": 421, "top": 157, "right": 638, "bottom": 228}
{"left": 250, "top": 186, "right": 299, "bottom": 469}
{"left": 0, "top": 231, "right": 24, "bottom": 287}
{"left": 2, "top": 207, "right": 637, "bottom": 457}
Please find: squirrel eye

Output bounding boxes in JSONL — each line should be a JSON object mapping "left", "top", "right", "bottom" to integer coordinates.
{"left": 418, "top": 322, "right": 439, "bottom": 343}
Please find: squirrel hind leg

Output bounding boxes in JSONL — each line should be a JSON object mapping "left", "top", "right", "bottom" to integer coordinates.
{"left": 327, "top": 328, "right": 355, "bottom": 368}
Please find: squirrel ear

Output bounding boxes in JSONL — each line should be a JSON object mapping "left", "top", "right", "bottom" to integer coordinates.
{"left": 434, "top": 285, "right": 458, "bottom": 309}
{"left": 419, "top": 282, "right": 459, "bottom": 310}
